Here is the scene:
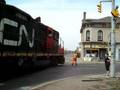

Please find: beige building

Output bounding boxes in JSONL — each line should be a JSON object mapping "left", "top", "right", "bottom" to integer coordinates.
{"left": 80, "top": 12, "right": 120, "bottom": 61}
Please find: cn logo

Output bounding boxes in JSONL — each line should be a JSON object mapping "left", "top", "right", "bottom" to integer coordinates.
{"left": 0, "top": 18, "right": 34, "bottom": 47}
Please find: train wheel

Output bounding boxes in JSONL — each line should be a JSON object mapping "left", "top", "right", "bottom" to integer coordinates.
{"left": 50, "top": 57, "right": 58, "bottom": 66}
{"left": 17, "top": 58, "right": 24, "bottom": 67}
{"left": 58, "top": 56, "right": 65, "bottom": 64}
{"left": 50, "top": 61, "right": 57, "bottom": 66}
{"left": 14, "top": 58, "right": 25, "bottom": 71}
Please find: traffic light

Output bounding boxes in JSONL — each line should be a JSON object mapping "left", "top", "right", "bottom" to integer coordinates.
{"left": 111, "top": 6, "right": 119, "bottom": 18}
{"left": 97, "top": 3, "right": 102, "bottom": 13}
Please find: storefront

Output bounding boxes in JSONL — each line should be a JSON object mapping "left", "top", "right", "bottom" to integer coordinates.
{"left": 84, "top": 43, "right": 108, "bottom": 60}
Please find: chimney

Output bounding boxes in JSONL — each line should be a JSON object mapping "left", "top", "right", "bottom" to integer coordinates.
{"left": 83, "top": 12, "right": 86, "bottom": 20}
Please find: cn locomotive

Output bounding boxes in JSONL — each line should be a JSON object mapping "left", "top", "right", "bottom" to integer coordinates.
{"left": 0, "top": 2, "right": 65, "bottom": 68}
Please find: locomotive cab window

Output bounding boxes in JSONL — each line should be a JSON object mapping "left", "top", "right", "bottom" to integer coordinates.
{"left": 48, "top": 30, "right": 53, "bottom": 37}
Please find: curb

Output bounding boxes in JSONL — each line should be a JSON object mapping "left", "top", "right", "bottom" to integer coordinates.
{"left": 31, "top": 74, "right": 101, "bottom": 90}
{"left": 31, "top": 75, "right": 86, "bottom": 90}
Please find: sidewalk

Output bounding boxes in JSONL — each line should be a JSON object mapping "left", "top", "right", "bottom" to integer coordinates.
{"left": 32, "top": 73, "right": 120, "bottom": 90}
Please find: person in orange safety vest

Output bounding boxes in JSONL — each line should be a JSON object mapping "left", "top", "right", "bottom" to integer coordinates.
{"left": 71, "top": 53, "right": 77, "bottom": 66}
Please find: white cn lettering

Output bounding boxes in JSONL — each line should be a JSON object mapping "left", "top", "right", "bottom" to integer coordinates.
{"left": 0, "top": 18, "right": 18, "bottom": 46}
{"left": 18, "top": 25, "right": 34, "bottom": 48}
{"left": 0, "top": 18, "right": 34, "bottom": 48}
{"left": 0, "top": 18, "right": 4, "bottom": 43}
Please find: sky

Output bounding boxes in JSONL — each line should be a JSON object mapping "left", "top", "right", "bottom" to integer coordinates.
{"left": 6, "top": 0, "right": 120, "bottom": 51}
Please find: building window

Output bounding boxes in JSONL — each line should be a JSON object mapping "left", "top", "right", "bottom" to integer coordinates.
{"left": 98, "top": 30, "right": 103, "bottom": 41}
{"left": 86, "top": 30, "right": 90, "bottom": 41}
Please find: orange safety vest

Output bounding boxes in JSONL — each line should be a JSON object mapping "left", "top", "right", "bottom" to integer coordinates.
{"left": 71, "top": 54, "right": 77, "bottom": 65}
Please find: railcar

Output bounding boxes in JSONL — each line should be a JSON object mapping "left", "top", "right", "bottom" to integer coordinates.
{"left": 0, "top": 3, "right": 65, "bottom": 68}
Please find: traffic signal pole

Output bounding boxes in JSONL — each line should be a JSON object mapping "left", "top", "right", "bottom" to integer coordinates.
{"left": 97, "top": 0, "right": 116, "bottom": 77}
{"left": 110, "top": 0, "right": 116, "bottom": 77}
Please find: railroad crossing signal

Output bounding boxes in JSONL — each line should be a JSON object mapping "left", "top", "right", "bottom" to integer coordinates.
{"left": 97, "top": 3, "right": 102, "bottom": 13}
{"left": 111, "top": 6, "right": 119, "bottom": 18}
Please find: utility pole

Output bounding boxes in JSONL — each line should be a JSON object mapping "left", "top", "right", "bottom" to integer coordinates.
{"left": 97, "top": 0, "right": 119, "bottom": 77}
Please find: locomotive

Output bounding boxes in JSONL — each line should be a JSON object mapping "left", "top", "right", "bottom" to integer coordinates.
{"left": 0, "top": 2, "right": 65, "bottom": 68}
